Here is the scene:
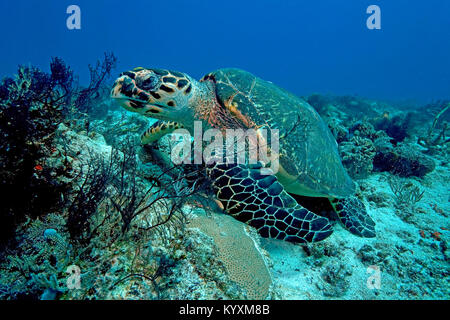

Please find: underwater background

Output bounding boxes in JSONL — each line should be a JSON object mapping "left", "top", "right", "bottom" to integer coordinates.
{"left": 1, "top": 0, "right": 450, "bottom": 102}
{"left": 0, "top": 0, "right": 448, "bottom": 300}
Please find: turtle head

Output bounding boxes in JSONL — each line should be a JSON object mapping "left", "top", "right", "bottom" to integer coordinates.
{"left": 111, "top": 67, "right": 196, "bottom": 122}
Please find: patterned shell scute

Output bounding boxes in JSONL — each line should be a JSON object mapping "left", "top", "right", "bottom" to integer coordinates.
{"left": 208, "top": 68, "right": 355, "bottom": 198}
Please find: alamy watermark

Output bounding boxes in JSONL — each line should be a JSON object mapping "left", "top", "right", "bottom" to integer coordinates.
{"left": 366, "top": 265, "right": 381, "bottom": 289}
{"left": 169, "top": 121, "right": 280, "bottom": 175}
{"left": 66, "top": 5, "right": 381, "bottom": 31}
{"left": 367, "top": 5, "right": 381, "bottom": 30}
{"left": 66, "top": 5, "right": 81, "bottom": 30}
{"left": 66, "top": 265, "right": 81, "bottom": 289}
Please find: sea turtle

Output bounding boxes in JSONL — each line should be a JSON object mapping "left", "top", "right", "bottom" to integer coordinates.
{"left": 111, "top": 68, "right": 376, "bottom": 243}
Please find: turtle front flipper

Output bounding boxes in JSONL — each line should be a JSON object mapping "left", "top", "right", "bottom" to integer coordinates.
{"left": 141, "top": 120, "right": 184, "bottom": 145}
{"left": 330, "top": 197, "right": 376, "bottom": 238}
{"left": 207, "top": 162, "right": 333, "bottom": 243}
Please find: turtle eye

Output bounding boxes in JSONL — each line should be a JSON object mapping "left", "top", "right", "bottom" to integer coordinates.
{"left": 137, "top": 74, "right": 158, "bottom": 91}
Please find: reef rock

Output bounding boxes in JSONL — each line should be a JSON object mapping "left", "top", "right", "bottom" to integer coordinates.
{"left": 339, "top": 136, "right": 376, "bottom": 179}
{"left": 373, "top": 142, "right": 436, "bottom": 177}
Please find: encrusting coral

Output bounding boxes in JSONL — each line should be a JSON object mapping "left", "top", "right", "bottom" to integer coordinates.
{"left": 339, "top": 136, "right": 376, "bottom": 179}
{"left": 188, "top": 210, "right": 275, "bottom": 299}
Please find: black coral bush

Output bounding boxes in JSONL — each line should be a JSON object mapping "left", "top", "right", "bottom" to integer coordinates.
{"left": 0, "top": 54, "right": 117, "bottom": 245}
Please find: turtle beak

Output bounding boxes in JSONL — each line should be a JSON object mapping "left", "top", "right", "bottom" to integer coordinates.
{"left": 111, "top": 75, "right": 141, "bottom": 111}
{"left": 111, "top": 74, "right": 168, "bottom": 116}
{"left": 111, "top": 75, "right": 133, "bottom": 100}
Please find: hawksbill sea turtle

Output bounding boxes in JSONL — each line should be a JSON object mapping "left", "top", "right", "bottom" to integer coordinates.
{"left": 111, "top": 67, "right": 376, "bottom": 243}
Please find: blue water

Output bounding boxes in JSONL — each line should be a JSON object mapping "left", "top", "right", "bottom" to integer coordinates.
{"left": 0, "top": 0, "right": 449, "bottom": 102}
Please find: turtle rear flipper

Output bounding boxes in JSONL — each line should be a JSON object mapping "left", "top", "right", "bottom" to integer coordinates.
{"left": 331, "top": 197, "right": 376, "bottom": 238}
{"left": 207, "top": 162, "right": 333, "bottom": 243}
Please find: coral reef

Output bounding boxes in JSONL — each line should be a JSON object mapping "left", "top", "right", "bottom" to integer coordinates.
{"left": 339, "top": 136, "right": 376, "bottom": 179}
{"left": 0, "top": 61, "right": 73, "bottom": 243}
{"left": 189, "top": 210, "right": 275, "bottom": 299}
{"left": 0, "top": 54, "right": 116, "bottom": 245}
{"left": 417, "top": 102, "right": 450, "bottom": 154}
{"left": 0, "top": 122, "right": 249, "bottom": 300}
{"left": 373, "top": 143, "right": 436, "bottom": 177}
{"left": 0, "top": 67, "right": 448, "bottom": 301}
{"left": 371, "top": 112, "right": 414, "bottom": 143}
